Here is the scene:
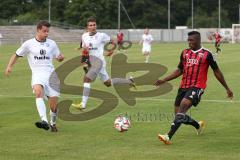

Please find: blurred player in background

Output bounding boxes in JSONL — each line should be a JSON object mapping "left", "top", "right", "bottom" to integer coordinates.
{"left": 212, "top": 31, "right": 222, "bottom": 53}
{"left": 72, "top": 17, "right": 136, "bottom": 110}
{"left": 5, "top": 20, "right": 64, "bottom": 132}
{"left": 140, "top": 28, "right": 153, "bottom": 63}
{"left": 155, "top": 31, "right": 233, "bottom": 144}
{"left": 117, "top": 29, "right": 124, "bottom": 52}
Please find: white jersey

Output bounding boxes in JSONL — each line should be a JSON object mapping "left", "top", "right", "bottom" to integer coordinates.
{"left": 82, "top": 32, "right": 110, "bottom": 66}
{"left": 16, "top": 38, "right": 60, "bottom": 74}
{"left": 142, "top": 34, "right": 153, "bottom": 48}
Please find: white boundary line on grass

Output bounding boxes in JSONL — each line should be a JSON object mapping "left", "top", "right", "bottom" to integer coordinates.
{"left": 0, "top": 94, "right": 238, "bottom": 103}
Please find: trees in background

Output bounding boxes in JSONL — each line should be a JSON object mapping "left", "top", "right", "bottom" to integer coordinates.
{"left": 0, "top": 0, "right": 239, "bottom": 28}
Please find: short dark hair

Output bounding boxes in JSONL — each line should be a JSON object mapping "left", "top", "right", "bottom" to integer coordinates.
{"left": 87, "top": 17, "right": 96, "bottom": 24}
{"left": 37, "top": 20, "right": 51, "bottom": 30}
{"left": 188, "top": 31, "right": 201, "bottom": 38}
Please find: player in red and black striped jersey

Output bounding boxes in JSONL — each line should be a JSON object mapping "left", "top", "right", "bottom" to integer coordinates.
{"left": 154, "top": 31, "right": 233, "bottom": 145}
{"left": 117, "top": 30, "right": 124, "bottom": 51}
{"left": 178, "top": 47, "right": 218, "bottom": 89}
{"left": 213, "top": 32, "right": 222, "bottom": 53}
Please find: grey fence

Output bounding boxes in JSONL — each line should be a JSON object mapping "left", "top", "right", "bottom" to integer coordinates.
{"left": 0, "top": 26, "right": 232, "bottom": 44}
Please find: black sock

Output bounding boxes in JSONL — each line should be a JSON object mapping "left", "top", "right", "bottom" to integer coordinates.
{"left": 83, "top": 67, "right": 88, "bottom": 74}
{"left": 167, "top": 113, "right": 185, "bottom": 139}
{"left": 168, "top": 122, "right": 181, "bottom": 139}
{"left": 167, "top": 113, "right": 200, "bottom": 139}
{"left": 182, "top": 114, "right": 200, "bottom": 129}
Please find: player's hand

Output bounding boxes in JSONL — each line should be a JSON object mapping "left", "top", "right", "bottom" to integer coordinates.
{"left": 4, "top": 67, "right": 12, "bottom": 77}
{"left": 56, "top": 54, "right": 64, "bottom": 62}
{"left": 154, "top": 80, "right": 165, "bottom": 86}
{"left": 226, "top": 89, "right": 233, "bottom": 99}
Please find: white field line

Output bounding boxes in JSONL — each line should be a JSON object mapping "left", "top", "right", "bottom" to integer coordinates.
{"left": 0, "top": 94, "right": 238, "bottom": 103}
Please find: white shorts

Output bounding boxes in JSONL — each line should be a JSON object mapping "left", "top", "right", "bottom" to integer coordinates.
{"left": 142, "top": 45, "right": 151, "bottom": 53}
{"left": 86, "top": 56, "right": 110, "bottom": 82}
{"left": 98, "top": 66, "right": 110, "bottom": 82}
{"left": 31, "top": 72, "right": 60, "bottom": 97}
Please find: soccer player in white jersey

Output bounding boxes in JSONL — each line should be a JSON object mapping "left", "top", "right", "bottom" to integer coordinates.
{"left": 5, "top": 21, "right": 64, "bottom": 132}
{"left": 140, "top": 28, "right": 153, "bottom": 63}
{"left": 72, "top": 17, "right": 136, "bottom": 110}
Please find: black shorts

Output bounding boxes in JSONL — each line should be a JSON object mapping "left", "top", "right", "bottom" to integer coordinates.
{"left": 215, "top": 41, "right": 220, "bottom": 47}
{"left": 81, "top": 55, "right": 90, "bottom": 65}
{"left": 174, "top": 87, "right": 204, "bottom": 107}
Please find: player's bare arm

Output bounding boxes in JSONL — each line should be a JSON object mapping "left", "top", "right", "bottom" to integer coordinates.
{"left": 4, "top": 54, "right": 19, "bottom": 76}
{"left": 154, "top": 68, "right": 182, "bottom": 86}
{"left": 213, "top": 68, "right": 233, "bottom": 99}
{"left": 104, "top": 39, "right": 115, "bottom": 56}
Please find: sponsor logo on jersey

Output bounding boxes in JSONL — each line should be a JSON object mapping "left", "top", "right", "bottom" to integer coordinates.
{"left": 34, "top": 49, "right": 50, "bottom": 60}
{"left": 187, "top": 58, "right": 198, "bottom": 66}
{"left": 34, "top": 56, "right": 50, "bottom": 60}
{"left": 40, "top": 49, "right": 46, "bottom": 55}
{"left": 88, "top": 43, "right": 98, "bottom": 50}
{"left": 89, "top": 47, "right": 98, "bottom": 50}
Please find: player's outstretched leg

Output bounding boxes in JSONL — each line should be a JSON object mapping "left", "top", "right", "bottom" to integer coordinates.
{"left": 129, "top": 77, "right": 137, "bottom": 89}
{"left": 158, "top": 113, "right": 200, "bottom": 144}
{"left": 112, "top": 77, "right": 137, "bottom": 89}
{"left": 157, "top": 113, "right": 183, "bottom": 144}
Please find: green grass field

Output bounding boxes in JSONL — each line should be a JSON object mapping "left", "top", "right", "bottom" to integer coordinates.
{"left": 0, "top": 42, "right": 240, "bottom": 160}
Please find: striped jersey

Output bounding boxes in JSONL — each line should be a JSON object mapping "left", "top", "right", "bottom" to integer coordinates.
{"left": 214, "top": 33, "right": 222, "bottom": 42}
{"left": 178, "top": 47, "right": 218, "bottom": 89}
{"left": 117, "top": 32, "right": 124, "bottom": 42}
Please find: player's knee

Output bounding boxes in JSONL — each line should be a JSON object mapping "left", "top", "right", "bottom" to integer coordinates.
{"left": 33, "top": 85, "right": 43, "bottom": 98}
{"left": 34, "top": 90, "right": 43, "bottom": 98}
{"left": 174, "top": 113, "right": 186, "bottom": 124}
{"left": 84, "top": 77, "right": 92, "bottom": 83}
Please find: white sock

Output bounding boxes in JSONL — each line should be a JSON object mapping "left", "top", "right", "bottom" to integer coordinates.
{"left": 82, "top": 83, "right": 91, "bottom": 108}
{"left": 36, "top": 98, "right": 48, "bottom": 122}
{"left": 50, "top": 110, "right": 57, "bottom": 126}
{"left": 112, "top": 78, "right": 131, "bottom": 85}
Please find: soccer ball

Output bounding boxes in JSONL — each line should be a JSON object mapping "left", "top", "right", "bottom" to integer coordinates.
{"left": 114, "top": 115, "right": 131, "bottom": 132}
